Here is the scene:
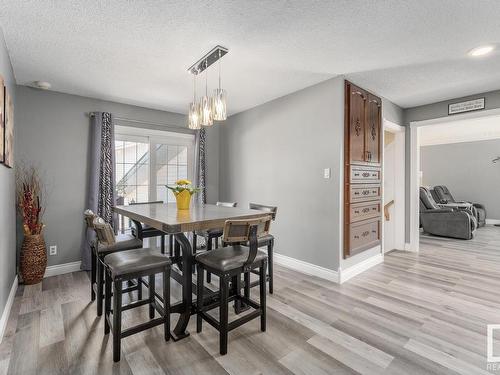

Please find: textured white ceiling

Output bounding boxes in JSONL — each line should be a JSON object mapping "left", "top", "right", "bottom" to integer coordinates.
{"left": 420, "top": 115, "right": 500, "bottom": 146}
{"left": 1, "top": 0, "right": 500, "bottom": 115}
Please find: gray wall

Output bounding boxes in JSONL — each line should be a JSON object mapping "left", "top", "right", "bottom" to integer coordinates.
{"left": 15, "top": 86, "right": 219, "bottom": 267}
{"left": 220, "top": 77, "right": 344, "bottom": 271}
{"left": 0, "top": 28, "right": 17, "bottom": 316}
{"left": 220, "top": 77, "right": 403, "bottom": 272}
{"left": 404, "top": 89, "right": 500, "bottom": 240}
{"left": 421, "top": 139, "right": 500, "bottom": 220}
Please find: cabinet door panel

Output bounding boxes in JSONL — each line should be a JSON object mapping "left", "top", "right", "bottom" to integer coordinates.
{"left": 348, "top": 85, "right": 366, "bottom": 164}
{"left": 365, "top": 94, "right": 381, "bottom": 164}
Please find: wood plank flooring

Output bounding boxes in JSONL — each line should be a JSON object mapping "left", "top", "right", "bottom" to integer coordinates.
{"left": 1, "top": 226, "right": 500, "bottom": 374}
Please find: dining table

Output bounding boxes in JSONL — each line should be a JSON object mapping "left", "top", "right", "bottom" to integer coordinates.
{"left": 113, "top": 202, "right": 270, "bottom": 341}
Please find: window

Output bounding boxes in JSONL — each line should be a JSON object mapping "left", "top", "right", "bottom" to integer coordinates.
{"left": 114, "top": 125, "right": 195, "bottom": 232}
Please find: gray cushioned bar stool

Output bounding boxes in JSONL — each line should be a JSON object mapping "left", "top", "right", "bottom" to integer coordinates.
{"left": 193, "top": 201, "right": 238, "bottom": 283}
{"left": 85, "top": 211, "right": 143, "bottom": 316}
{"left": 103, "top": 248, "right": 171, "bottom": 362}
{"left": 196, "top": 215, "right": 271, "bottom": 355}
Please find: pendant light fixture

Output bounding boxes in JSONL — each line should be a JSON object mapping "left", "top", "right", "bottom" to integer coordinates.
{"left": 200, "top": 59, "right": 213, "bottom": 126}
{"left": 188, "top": 73, "right": 201, "bottom": 129}
{"left": 212, "top": 50, "right": 227, "bottom": 121}
{"left": 187, "top": 46, "right": 228, "bottom": 127}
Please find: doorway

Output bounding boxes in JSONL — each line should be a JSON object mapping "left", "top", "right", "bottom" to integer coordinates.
{"left": 383, "top": 120, "right": 405, "bottom": 252}
{"left": 409, "top": 108, "right": 500, "bottom": 252}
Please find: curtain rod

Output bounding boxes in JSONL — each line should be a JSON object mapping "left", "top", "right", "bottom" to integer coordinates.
{"left": 88, "top": 112, "right": 195, "bottom": 134}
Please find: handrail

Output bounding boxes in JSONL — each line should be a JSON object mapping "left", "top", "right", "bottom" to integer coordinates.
{"left": 384, "top": 200, "right": 395, "bottom": 221}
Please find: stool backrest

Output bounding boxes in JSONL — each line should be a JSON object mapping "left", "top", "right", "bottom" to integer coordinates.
{"left": 223, "top": 216, "right": 272, "bottom": 267}
{"left": 249, "top": 203, "right": 277, "bottom": 221}
{"left": 84, "top": 209, "right": 97, "bottom": 229}
{"left": 217, "top": 201, "right": 238, "bottom": 208}
{"left": 93, "top": 217, "right": 116, "bottom": 245}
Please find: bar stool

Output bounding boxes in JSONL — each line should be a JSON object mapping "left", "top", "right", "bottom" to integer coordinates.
{"left": 103, "top": 248, "right": 171, "bottom": 362}
{"left": 89, "top": 214, "right": 143, "bottom": 316}
{"left": 246, "top": 203, "right": 277, "bottom": 294}
{"left": 196, "top": 216, "right": 271, "bottom": 355}
{"left": 193, "top": 201, "right": 237, "bottom": 283}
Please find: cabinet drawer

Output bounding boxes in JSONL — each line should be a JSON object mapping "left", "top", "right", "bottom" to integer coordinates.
{"left": 349, "top": 201, "right": 381, "bottom": 223}
{"left": 349, "top": 218, "right": 381, "bottom": 255}
{"left": 350, "top": 184, "right": 381, "bottom": 203}
{"left": 350, "top": 166, "right": 381, "bottom": 183}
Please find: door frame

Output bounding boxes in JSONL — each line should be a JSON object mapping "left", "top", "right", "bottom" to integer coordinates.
{"left": 383, "top": 120, "right": 406, "bottom": 252}
{"left": 409, "top": 107, "right": 500, "bottom": 252}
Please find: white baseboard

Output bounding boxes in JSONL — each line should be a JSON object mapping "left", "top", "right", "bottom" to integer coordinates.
{"left": 0, "top": 275, "right": 18, "bottom": 344}
{"left": 339, "top": 253, "right": 383, "bottom": 284}
{"left": 273, "top": 253, "right": 339, "bottom": 283}
{"left": 44, "top": 261, "right": 82, "bottom": 278}
{"left": 486, "top": 219, "right": 500, "bottom": 225}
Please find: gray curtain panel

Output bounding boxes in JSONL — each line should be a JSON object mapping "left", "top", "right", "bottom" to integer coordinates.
{"left": 195, "top": 127, "right": 207, "bottom": 204}
{"left": 81, "top": 112, "right": 116, "bottom": 270}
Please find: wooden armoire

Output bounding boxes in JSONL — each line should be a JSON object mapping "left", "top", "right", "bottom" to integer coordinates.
{"left": 344, "top": 81, "right": 383, "bottom": 258}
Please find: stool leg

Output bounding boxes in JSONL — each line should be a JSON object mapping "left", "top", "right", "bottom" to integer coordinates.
{"left": 96, "top": 259, "right": 104, "bottom": 316}
{"left": 196, "top": 265, "right": 203, "bottom": 333}
{"left": 104, "top": 268, "right": 111, "bottom": 334}
{"left": 268, "top": 239, "right": 274, "bottom": 294}
{"left": 169, "top": 235, "right": 174, "bottom": 257}
{"left": 137, "top": 277, "right": 143, "bottom": 300}
{"left": 160, "top": 235, "right": 165, "bottom": 254}
{"left": 244, "top": 272, "right": 250, "bottom": 301}
{"left": 192, "top": 233, "right": 197, "bottom": 274}
{"left": 90, "top": 247, "right": 96, "bottom": 301}
{"left": 113, "top": 277, "right": 123, "bottom": 362}
{"left": 163, "top": 268, "right": 170, "bottom": 342}
{"left": 233, "top": 275, "right": 242, "bottom": 314}
{"left": 260, "top": 261, "right": 267, "bottom": 332}
{"left": 206, "top": 237, "right": 212, "bottom": 283}
{"left": 149, "top": 274, "right": 155, "bottom": 319}
{"left": 219, "top": 275, "right": 229, "bottom": 355}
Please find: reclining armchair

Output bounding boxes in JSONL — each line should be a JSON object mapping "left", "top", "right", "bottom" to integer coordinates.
{"left": 420, "top": 187, "right": 477, "bottom": 240}
{"left": 432, "top": 185, "right": 486, "bottom": 227}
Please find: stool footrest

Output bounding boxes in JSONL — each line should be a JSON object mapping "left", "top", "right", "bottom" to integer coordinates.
{"left": 121, "top": 298, "right": 150, "bottom": 312}
{"left": 122, "top": 317, "right": 167, "bottom": 338}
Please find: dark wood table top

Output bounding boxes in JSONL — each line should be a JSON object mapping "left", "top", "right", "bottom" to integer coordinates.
{"left": 114, "top": 203, "right": 269, "bottom": 233}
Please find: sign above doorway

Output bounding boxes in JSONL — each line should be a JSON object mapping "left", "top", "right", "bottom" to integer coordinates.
{"left": 448, "top": 97, "right": 485, "bottom": 115}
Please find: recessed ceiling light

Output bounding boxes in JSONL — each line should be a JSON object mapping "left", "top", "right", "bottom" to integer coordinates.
{"left": 468, "top": 45, "right": 494, "bottom": 57}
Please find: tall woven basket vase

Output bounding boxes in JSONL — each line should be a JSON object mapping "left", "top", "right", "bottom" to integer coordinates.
{"left": 20, "top": 234, "right": 47, "bottom": 285}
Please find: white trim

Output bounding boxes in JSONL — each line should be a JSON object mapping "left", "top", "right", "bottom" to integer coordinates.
{"left": 404, "top": 242, "right": 413, "bottom": 251}
{"left": 339, "top": 253, "right": 383, "bottom": 283}
{"left": 44, "top": 261, "right": 82, "bottom": 278}
{"left": 274, "top": 253, "right": 339, "bottom": 283}
{"left": 0, "top": 276, "right": 18, "bottom": 344}
{"left": 383, "top": 119, "right": 406, "bottom": 253}
{"left": 486, "top": 219, "right": 500, "bottom": 225}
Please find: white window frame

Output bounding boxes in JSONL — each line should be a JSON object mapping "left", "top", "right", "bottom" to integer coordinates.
{"left": 115, "top": 125, "right": 196, "bottom": 203}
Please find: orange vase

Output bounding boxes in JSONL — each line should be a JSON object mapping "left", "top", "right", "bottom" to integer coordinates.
{"left": 174, "top": 190, "right": 192, "bottom": 210}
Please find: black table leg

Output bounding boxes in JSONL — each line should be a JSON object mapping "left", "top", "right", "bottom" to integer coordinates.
{"left": 171, "top": 232, "right": 193, "bottom": 341}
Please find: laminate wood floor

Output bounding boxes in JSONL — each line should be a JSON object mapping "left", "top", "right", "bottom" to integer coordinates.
{"left": 2, "top": 226, "right": 500, "bottom": 374}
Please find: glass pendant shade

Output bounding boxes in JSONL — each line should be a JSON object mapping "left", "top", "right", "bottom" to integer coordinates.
{"left": 212, "top": 88, "right": 227, "bottom": 121}
{"left": 188, "top": 101, "right": 201, "bottom": 129}
{"left": 200, "top": 95, "right": 213, "bottom": 126}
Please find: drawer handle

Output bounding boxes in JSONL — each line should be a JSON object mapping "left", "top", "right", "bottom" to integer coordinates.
{"left": 372, "top": 230, "right": 377, "bottom": 233}
{"left": 362, "top": 208, "right": 370, "bottom": 213}
{"left": 354, "top": 210, "right": 360, "bottom": 213}
{"left": 362, "top": 231, "right": 369, "bottom": 237}
{"left": 354, "top": 235, "right": 359, "bottom": 239}
{"left": 362, "top": 172, "right": 370, "bottom": 177}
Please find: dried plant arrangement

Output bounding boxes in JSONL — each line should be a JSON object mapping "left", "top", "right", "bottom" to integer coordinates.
{"left": 16, "top": 165, "right": 45, "bottom": 235}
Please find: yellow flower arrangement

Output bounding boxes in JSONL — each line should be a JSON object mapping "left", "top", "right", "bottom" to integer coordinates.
{"left": 166, "top": 179, "right": 201, "bottom": 210}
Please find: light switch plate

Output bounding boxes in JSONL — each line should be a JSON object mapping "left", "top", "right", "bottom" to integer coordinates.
{"left": 49, "top": 245, "right": 57, "bottom": 256}
{"left": 323, "top": 168, "right": 331, "bottom": 179}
